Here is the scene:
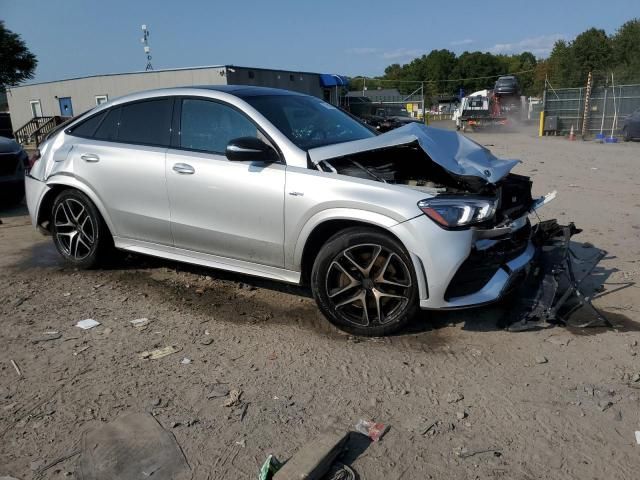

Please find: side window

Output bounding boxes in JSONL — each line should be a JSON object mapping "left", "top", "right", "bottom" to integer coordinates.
{"left": 69, "top": 111, "right": 107, "bottom": 138}
{"left": 180, "top": 99, "right": 258, "bottom": 154}
{"left": 94, "top": 108, "right": 121, "bottom": 141}
{"left": 118, "top": 99, "right": 172, "bottom": 146}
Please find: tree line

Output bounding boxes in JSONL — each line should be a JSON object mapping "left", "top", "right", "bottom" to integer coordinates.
{"left": 351, "top": 18, "right": 640, "bottom": 98}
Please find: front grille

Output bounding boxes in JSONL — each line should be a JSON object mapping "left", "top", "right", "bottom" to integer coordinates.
{"left": 0, "top": 152, "right": 21, "bottom": 176}
{"left": 445, "top": 221, "right": 531, "bottom": 300}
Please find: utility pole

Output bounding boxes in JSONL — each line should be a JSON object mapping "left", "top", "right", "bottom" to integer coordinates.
{"left": 141, "top": 24, "right": 153, "bottom": 71}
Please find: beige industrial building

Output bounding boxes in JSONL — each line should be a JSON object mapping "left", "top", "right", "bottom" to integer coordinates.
{"left": 6, "top": 65, "right": 349, "bottom": 136}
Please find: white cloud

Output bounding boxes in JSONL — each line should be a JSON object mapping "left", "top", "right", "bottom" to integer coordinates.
{"left": 345, "top": 47, "right": 380, "bottom": 55}
{"left": 489, "top": 34, "right": 566, "bottom": 57}
{"left": 381, "top": 48, "right": 423, "bottom": 60}
{"left": 450, "top": 39, "right": 474, "bottom": 46}
{"left": 345, "top": 47, "right": 424, "bottom": 61}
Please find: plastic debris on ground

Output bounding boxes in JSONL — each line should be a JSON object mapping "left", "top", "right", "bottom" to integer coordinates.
{"left": 129, "top": 318, "right": 151, "bottom": 329}
{"left": 354, "top": 419, "right": 388, "bottom": 442}
{"left": 259, "top": 454, "right": 283, "bottom": 480}
{"left": 139, "top": 345, "right": 182, "bottom": 360}
{"left": 223, "top": 389, "right": 242, "bottom": 407}
{"left": 180, "top": 357, "right": 192, "bottom": 365}
{"left": 73, "top": 345, "right": 91, "bottom": 356}
{"left": 75, "top": 319, "right": 100, "bottom": 330}
{"left": 31, "top": 332, "right": 62, "bottom": 343}
{"left": 206, "top": 384, "right": 230, "bottom": 399}
{"left": 636, "top": 431, "right": 640, "bottom": 445}
{"left": 77, "top": 412, "right": 189, "bottom": 480}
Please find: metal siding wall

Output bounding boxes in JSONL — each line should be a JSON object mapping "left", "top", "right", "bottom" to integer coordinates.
{"left": 6, "top": 68, "right": 227, "bottom": 130}
{"left": 227, "top": 67, "right": 324, "bottom": 98}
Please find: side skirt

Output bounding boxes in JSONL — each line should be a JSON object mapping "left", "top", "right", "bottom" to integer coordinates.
{"left": 113, "top": 237, "right": 301, "bottom": 285}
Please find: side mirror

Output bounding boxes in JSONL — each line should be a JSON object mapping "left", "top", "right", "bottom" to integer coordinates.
{"left": 225, "top": 137, "right": 279, "bottom": 163}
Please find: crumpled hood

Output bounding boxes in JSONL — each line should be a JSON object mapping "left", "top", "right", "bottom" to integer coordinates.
{"left": 308, "top": 123, "right": 520, "bottom": 184}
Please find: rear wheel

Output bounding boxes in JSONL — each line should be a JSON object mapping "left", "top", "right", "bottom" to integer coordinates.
{"left": 51, "top": 189, "right": 112, "bottom": 269}
{"left": 311, "top": 227, "right": 418, "bottom": 336}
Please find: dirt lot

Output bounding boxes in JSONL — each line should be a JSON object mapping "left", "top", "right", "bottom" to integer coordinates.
{"left": 1, "top": 129, "right": 640, "bottom": 480}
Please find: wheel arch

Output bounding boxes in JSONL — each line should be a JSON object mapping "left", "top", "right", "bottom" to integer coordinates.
{"left": 37, "top": 177, "right": 116, "bottom": 237}
{"left": 296, "top": 211, "right": 427, "bottom": 298}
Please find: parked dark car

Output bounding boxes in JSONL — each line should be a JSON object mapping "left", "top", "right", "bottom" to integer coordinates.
{"left": 0, "top": 113, "right": 14, "bottom": 139}
{"left": 359, "top": 105, "right": 421, "bottom": 132}
{"left": 494, "top": 76, "right": 520, "bottom": 96}
{"left": 622, "top": 108, "right": 640, "bottom": 141}
{"left": 0, "top": 136, "right": 29, "bottom": 206}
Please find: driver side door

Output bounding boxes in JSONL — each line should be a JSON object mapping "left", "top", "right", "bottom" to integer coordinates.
{"left": 165, "top": 97, "right": 286, "bottom": 267}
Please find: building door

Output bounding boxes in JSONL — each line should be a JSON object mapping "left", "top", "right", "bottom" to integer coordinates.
{"left": 30, "top": 100, "right": 43, "bottom": 117}
{"left": 58, "top": 97, "right": 74, "bottom": 117}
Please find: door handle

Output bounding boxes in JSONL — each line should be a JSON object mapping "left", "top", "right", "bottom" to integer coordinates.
{"left": 172, "top": 163, "right": 195, "bottom": 175}
{"left": 80, "top": 153, "right": 100, "bottom": 162}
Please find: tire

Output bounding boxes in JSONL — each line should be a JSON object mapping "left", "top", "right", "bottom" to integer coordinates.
{"left": 622, "top": 127, "right": 630, "bottom": 142}
{"left": 51, "top": 189, "right": 112, "bottom": 269}
{"left": 311, "top": 227, "right": 419, "bottom": 336}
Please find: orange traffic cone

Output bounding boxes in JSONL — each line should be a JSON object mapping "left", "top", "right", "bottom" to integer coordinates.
{"left": 568, "top": 124, "right": 576, "bottom": 141}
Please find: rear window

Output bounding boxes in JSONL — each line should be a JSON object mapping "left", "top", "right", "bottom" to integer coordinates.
{"left": 118, "top": 99, "right": 172, "bottom": 146}
{"left": 94, "top": 108, "right": 120, "bottom": 141}
{"left": 69, "top": 111, "right": 107, "bottom": 137}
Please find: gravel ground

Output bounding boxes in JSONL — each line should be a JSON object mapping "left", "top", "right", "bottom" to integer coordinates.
{"left": 1, "top": 128, "right": 640, "bottom": 479}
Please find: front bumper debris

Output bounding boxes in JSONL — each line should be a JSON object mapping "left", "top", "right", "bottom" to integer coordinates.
{"left": 506, "top": 220, "right": 612, "bottom": 331}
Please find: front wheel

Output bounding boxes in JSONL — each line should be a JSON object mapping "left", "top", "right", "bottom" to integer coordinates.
{"left": 311, "top": 227, "right": 419, "bottom": 336}
{"left": 622, "top": 127, "right": 631, "bottom": 142}
{"left": 51, "top": 189, "right": 112, "bottom": 269}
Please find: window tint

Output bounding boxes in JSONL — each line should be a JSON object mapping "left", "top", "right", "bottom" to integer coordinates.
{"left": 69, "top": 111, "right": 106, "bottom": 137}
{"left": 118, "top": 99, "right": 172, "bottom": 146}
{"left": 94, "top": 108, "right": 120, "bottom": 141}
{"left": 180, "top": 99, "right": 258, "bottom": 153}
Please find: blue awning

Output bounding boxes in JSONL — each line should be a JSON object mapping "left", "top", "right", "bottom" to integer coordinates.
{"left": 319, "top": 74, "right": 349, "bottom": 87}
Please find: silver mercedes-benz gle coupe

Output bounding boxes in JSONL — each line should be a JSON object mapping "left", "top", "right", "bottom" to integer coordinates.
{"left": 25, "top": 86, "right": 553, "bottom": 336}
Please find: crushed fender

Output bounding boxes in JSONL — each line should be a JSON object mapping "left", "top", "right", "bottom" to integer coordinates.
{"left": 506, "top": 220, "right": 612, "bottom": 331}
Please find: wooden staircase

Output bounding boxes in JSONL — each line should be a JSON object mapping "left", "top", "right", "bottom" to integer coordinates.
{"left": 14, "top": 116, "right": 65, "bottom": 146}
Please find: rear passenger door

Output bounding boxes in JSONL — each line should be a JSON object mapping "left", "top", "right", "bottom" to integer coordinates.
{"left": 67, "top": 98, "right": 173, "bottom": 245}
{"left": 165, "top": 97, "right": 286, "bottom": 267}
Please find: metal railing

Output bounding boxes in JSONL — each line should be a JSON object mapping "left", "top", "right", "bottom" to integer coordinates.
{"left": 14, "top": 116, "right": 64, "bottom": 145}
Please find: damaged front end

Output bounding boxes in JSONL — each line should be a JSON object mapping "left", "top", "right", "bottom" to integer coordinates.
{"left": 310, "top": 124, "right": 605, "bottom": 328}
{"left": 309, "top": 123, "right": 536, "bottom": 228}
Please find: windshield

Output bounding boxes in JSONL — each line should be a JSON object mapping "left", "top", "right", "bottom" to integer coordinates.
{"left": 242, "top": 94, "right": 375, "bottom": 150}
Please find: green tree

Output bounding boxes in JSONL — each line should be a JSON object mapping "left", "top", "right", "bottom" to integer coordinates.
{"left": 611, "top": 18, "right": 640, "bottom": 83}
{"left": 547, "top": 40, "right": 579, "bottom": 87}
{"left": 571, "top": 28, "right": 612, "bottom": 81}
{"left": 452, "top": 51, "right": 504, "bottom": 93}
{"left": 0, "top": 21, "right": 37, "bottom": 89}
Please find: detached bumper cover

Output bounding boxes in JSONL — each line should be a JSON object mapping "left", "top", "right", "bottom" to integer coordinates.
{"left": 507, "top": 220, "right": 611, "bottom": 330}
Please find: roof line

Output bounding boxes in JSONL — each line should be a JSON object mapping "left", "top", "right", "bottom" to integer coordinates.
{"left": 10, "top": 64, "right": 344, "bottom": 89}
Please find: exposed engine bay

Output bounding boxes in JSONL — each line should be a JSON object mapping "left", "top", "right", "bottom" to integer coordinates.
{"left": 315, "top": 141, "right": 534, "bottom": 226}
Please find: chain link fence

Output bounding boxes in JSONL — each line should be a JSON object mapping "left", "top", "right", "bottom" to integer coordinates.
{"left": 543, "top": 75, "right": 640, "bottom": 137}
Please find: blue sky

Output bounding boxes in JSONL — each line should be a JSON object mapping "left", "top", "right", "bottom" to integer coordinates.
{"left": 2, "top": 0, "right": 637, "bottom": 83}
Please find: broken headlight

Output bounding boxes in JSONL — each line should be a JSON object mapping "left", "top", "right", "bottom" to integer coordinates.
{"left": 418, "top": 197, "right": 497, "bottom": 229}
